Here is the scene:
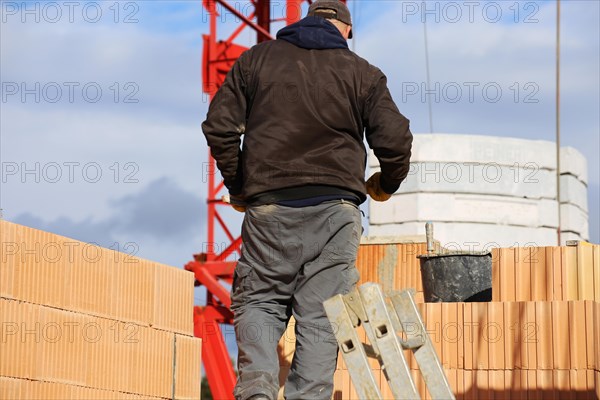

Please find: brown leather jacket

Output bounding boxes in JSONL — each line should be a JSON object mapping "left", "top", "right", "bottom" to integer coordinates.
{"left": 202, "top": 17, "right": 412, "bottom": 203}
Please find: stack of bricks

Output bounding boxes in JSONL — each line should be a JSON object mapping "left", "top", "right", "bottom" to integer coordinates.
{"left": 0, "top": 220, "right": 202, "bottom": 399}
{"left": 491, "top": 245, "right": 600, "bottom": 303}
{"left": 277, "top": 238, "right": 600, "bottom": 399}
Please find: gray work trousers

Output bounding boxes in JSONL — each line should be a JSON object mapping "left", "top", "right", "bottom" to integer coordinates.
{"left": 231, "top": 200, "right": 362, "bottom": 400}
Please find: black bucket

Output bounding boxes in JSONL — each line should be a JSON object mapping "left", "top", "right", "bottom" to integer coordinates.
{"left": 418, "top": 252, "right": 492, "bottom": 303}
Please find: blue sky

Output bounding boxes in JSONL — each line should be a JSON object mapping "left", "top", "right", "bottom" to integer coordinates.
{"left": 1, "top": 0, "right": 599, "bottom": 277}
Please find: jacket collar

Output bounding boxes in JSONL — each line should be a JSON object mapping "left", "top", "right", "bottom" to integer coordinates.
{"left": 276, "top": 16, "right": 348, "bottom": 50}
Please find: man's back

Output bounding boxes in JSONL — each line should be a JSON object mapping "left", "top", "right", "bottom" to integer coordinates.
{"left": 242, "top": 27, "right": 375, "bottom": 200}
{"left": 203, "top": 16, "right": 411, "bottom": 203}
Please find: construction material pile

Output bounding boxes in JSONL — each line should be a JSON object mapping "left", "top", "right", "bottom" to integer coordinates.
{"left": 0, "top": 221, "right": 202, "bottom": 399}
{"left": 279, "top": 238, "right": 600, "bottom": 399}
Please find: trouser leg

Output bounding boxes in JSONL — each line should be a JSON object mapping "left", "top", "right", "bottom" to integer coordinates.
{"left": 284, "top": 201, "right": 362, "bottom": 400}
{"left": 232, "top": 204, "right": 302, "bottom": 400}
{"left": 233, "top": 302, "right": 288, "bottom": 400}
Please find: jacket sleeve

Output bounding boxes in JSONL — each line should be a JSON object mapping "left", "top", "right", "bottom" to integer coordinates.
{"left": 201, "top": 52, "right": 250, "bottom": 196}
{"left": 363, "top": 70, "right": 413, "bottom": 194}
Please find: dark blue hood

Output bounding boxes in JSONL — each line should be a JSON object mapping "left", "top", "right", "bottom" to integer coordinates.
{"left": 276, "top": 16, "right": 348, "bottom": 50}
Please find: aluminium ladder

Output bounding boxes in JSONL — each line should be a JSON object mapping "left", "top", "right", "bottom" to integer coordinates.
{"left": 324, "top": 283, "right": 455, "bottom": 400}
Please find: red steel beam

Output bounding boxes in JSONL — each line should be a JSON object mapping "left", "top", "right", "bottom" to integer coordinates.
{"left": 185, "top": 260, "right": 236, "bottom": 280}
{"left": 215, "top": 237, "right": 243, "bottom": 262}
{"left": 256, "top": 0, "right": 271, "bottom": 43}
{"left": 217, "top": 0, "right": 274, "bottom": 41}
{"left": 195, "top": 265, "right": 233, "bottom": 309}
{"left": 225, "top": 11, "right": 257, "bottom": 45}
{"left": 287, "top": 0, "right": 304, "bottom": 25}
{"left": 194, "top": 308, "right": 236, "bottom": 399}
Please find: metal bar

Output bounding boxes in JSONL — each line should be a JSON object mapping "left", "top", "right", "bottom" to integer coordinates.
{"left": 208, "top": 56, "right": 245, "bottom": 67}
{"left": 216, "top": 237, "right": 243, "bottom": 261}
{"left": 216, "top": 0, "right": 274, "bottom": 40}
{"left": 256, "top": 0, "right": 271, "bottom": 43}
{"left": 207, "top": 154, "right": 216, "bottom": 260}
{"left": 324, "top": 294, "right": 383, "bottom": 399}
{"left": 207, "top": 199, "right": 229, "bottom": 205}
{"left": 225, "top": 11, "right": 256, "bottom": 45}
{"left": 185, "top": 260, "right": 236, "bottom": 278}
{"left": 209, "top": 0, "right": 217, "bottom": 79}
{"left": 194, "top": 265, "right": 232, "bottom": 308}
{"left": 206, "top": 0, "right": 217, "bottom": 261}
{"left": 203, "top": 0, "right": 243, "bottom": 266}
{"left": 194, "top": 309, "right": 236, "bottom": 399}
{"left": 203, "top": 304, "right": 234, "bottom": 325}
{"left": 215, "top": 211, "right": 235, "bottom": 242}
{"left": 216, "top": 180, "right": 225, "bottom": 194}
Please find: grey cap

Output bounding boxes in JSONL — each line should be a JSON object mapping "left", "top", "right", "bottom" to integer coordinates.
{"left": 307, "top": 0, "right": 353, "bottom": 39}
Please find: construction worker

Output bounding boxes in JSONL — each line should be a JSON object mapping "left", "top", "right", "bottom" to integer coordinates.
{"left": 202, "top": 1, "right": 412, "bottom": 398}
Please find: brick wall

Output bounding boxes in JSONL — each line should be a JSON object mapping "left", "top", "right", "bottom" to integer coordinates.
{"left": 0, "top": 221, "right": 202, "bottom": 399}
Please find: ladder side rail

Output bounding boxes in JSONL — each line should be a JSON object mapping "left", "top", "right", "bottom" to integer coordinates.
{"left": 390, "top": 291, "right": 456, "bottom": 400}
{"left": 324, "top": 294, "right": 383, "bottom": 400}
